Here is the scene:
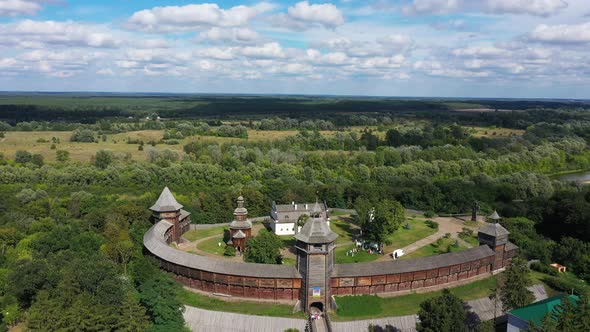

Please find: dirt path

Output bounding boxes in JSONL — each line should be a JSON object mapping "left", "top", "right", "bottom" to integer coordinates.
{"left": 176, "top": 224, "right": 265, "bottom": 262}
{"left": 374, "top": 216, "right": 481, "bottom": 262}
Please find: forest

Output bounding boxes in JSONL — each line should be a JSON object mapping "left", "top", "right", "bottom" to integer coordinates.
{"left": 0, "top": 94, "right": 589, "bottom": 330}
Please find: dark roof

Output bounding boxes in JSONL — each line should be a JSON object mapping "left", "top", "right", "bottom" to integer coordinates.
{"left": 333, "top": 245, "right": 495, "bottom": 277}
{"left": 271, "top": 202, "right": 329, "bottom": 224}
{"left": 505, "top": 241, "right": 518, "bottom": 252}
{"left": 478, "top": 222, "right": 510, "bottom": 237}
{"left": 509, "top": 294, "right": 579, "bottom": 325}
{"left": 150, "top": 187, "right": 183, "bottom": 212}
{"left": 295, "top": 216, "right": 338, "bottom": 244}
{"left": 144, "top": 220, "right": 301, "bottom": 279}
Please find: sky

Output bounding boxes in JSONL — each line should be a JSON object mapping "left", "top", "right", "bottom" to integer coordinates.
{"left": 1, "top": 0, "right": 590, "bottom": 98}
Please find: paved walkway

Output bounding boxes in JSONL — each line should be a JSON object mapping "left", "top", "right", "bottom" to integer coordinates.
{"left": 183, "top": 306, "right": 306, "bottom": 332}
{"left": 184, "top": 285, "right": 548, "bottom": 332}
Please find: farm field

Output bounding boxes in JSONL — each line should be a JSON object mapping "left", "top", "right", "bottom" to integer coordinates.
{"left": 470, "top": 126, "right": 525, "bottom": 138}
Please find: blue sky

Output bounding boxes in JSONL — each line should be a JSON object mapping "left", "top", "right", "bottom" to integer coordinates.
{"left": 1, "top": 0, "right": 590, "bottom": 98}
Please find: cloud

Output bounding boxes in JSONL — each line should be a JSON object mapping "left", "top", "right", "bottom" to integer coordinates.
{"left": 528, "top": 21, "right": 590, "bottom": 44}
{"left": 240, "top": 42, "right": 286, "bottom": 59}
{"left": 404, "top": 0, "right": 567, "bottom": 17}
{"left": 127, "top": 3, "right": 274, "bottom": 33}
{"left": 316, "top": 34, "right": 413, "bottom": 57}
{"left": 0, "top": 20, "right": 121, "bottom": 48}
{"left": 0, "top": 0, "right": 42, "bottom": 17}
{"left": 272, "top": 1, "right": 344, "bottom": 30}
{"left": 198, "top": 27, "right": 261, "bottom": 44}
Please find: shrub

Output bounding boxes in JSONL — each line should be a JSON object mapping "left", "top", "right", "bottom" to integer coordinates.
{"left": 541, "top": 276, "right": 588, "bottom": 296}
{"left": 530, "top": 262, "right": 558, "bottom": 276}
{"left": 424, "top": 210, "right": 436, "bottom": 218}
{"left": 425, "top": 220, "right": 439, "bottom": 230}
{"left": 14, "top": 150, "right": 33, "bottom": 164}
{"left": 70, "top": 129, "right": 95, "bottom": 142}
{"left": 223, "top": 246, "right": 235, "bottom": 257}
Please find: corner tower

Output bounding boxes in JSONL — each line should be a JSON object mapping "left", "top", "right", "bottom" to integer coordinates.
{"left": 478, "top": 210, "right": 510, "bottom": 270}
{"left": 295, "top": 202, "right": 338, "bottom": 313}
{"left": 150, "top": 187, "right": 191, "bottom": 243}
{"left": 228, "top": 196, "right": 252, "bottom": 253}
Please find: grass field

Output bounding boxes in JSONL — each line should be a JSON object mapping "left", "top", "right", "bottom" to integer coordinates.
{"left": 402, "top": 237, "right": 468, "bottom": 260}
{"left": 183, "top": 226, "right": 228, "bottom": 242}
{"left": 470, "top": 126, "right": 525, "bottom": 138}
{"left": 385, "top": 219, "right": 438, "bottom": 252}
{"left": 333, "top": 219, "right": 437, "bottom": 264}
{"left": 332, "top": 275, "right": 498, "bottom": 321}
{"left": 0, "top": 129, "right": 345, "bottom": 163}
{"left": 179, "top": 288, "right": 304, "bottom": 319}
{"left": 196, "top": 236, "right": 227, "bottom": 257}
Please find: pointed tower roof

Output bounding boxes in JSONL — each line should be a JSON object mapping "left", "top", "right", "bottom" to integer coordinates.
{"left": 232, "top": 230, "right": 246, "bottom": 239}
{"left": 489, "top": 210, "right": 501, "bottom": 221}
{"left": 295, "top": 215, "right": 338, "bottom": 244}
{"left": 479, "top": 222, "right": 510, "bottom": 237}
{"left": 229, "top": 196, "right": 252, "bottom": 229}
{"left": 150, "top": 187, "right": 183, "bottom": 212}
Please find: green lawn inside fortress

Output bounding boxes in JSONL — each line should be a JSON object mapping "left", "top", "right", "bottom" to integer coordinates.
{"left": 401, "top": 237, "right": 469, "bottom": 260}
{"left": 334, "top": 218, "right": 438, "bottom": 264}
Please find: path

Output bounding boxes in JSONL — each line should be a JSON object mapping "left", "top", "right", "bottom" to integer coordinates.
{"left": 176, "top": 224, "right": 264, "bottom": 262}
{"left": 183, "top": 285, "right": 548, "bottom": 332}
{"left": 375, "top": 216, "right": 475, "bottom": 262}
{"left": 183, "top": 306, "right": 305, "bottom": 332}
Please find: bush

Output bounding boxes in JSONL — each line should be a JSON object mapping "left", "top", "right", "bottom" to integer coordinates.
{"left": 541, "top": 276, "right": 588, "bottom": 296}
{"left": 529, "top": 262, "right": 558, "bottom": 276}
{"left": 425, "top": 220, "right": 439, "bottom": 230}
{"left": 424, "top": 210, "right": 436, "bottom": 218}
{"left": 223, "top": 246, "right": 235, "bottom": 257}
{"left": 70, "top": 129, "right": 95, "bottom": 142}
{"left": 14, "top": 150, "right": 32, "bottom": 164}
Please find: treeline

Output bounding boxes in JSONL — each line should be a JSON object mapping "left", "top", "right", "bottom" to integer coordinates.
{"left": 0, "top": 187, "right": 188, "bottom": 331}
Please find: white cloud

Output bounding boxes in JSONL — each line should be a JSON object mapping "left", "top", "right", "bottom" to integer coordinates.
{"left": 529, "top": 21, "right": 590, "bottom": 44}
{"left": 240, "top": 42, "right": 286, "bottom": 59}
{"left": 127, "top": 3, "right": 274, "bottom": 33}
{"left": 272, "top": 1, "right": 344, "bottom": 30}
{"left": 288, "top": 1, "right": 344, "bottom": 28}
{"left": 1, "top": 20, "right": 121, "bottom": 48}
{"left": 404, "top": 0, "right": 567, "bottom": 17}
{"left": 198, "top": 27, "right": 261, "bottom": 43}
{"left": 0, "top": 0, "right": 42, "bottom": 17}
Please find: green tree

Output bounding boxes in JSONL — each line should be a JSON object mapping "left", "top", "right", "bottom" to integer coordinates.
{"left": 56, "top": 149, "right": 70, "bottom": 162}
{"left": 363, "top": 199, "right": 405, "bottom": 252}
{"left": 244, "top": 229, "right": 283, "bottom": 264}
{"left": 417, "top": 289, "right": 468, "bottom": 332}
{"left": 14, "top": 150, "right": 32, "bottom": 164}
{"left": 500, "top": 257, "right": 534, "bottom": 311}
{"left": 31, "top": 153, "right": 44, "bottom": 167}
{"left": 94, "top": 150, "right": 113, "bottom": 169}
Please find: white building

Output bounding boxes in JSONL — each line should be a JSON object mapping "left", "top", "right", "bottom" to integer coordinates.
{"left": 270, "top": 201, "right": 329, "bottom": 235}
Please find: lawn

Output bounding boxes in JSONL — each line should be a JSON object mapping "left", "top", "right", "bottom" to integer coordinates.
{"left": 179, "top": 288, "right": 304, "bottom": 319}
{"left": 385, "top": 219, "right": 438, "bottom": 251}
{"left": 458, "top": 233, "right": 480, "bottom": 247}
{"left": 401, "top": 237, "right": 468, "bottom": 260}
{"left": 335, "top": 244, "right": 381, "bottom": 264}
{"left": 183, "top": 226, "right": 228, "bottom": 242}
{"left": 330, "top": 219, "right": 357, "bottom": 245}
{"left": 333, "top": 275, "right": 498, "bottom": 321}
{"left": 196, "top": 236, "right": 227, "bottom": 257}
{"left": 333, "top": 219, "right": 437, "bottom": 264}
